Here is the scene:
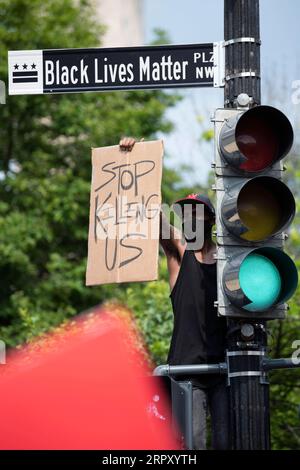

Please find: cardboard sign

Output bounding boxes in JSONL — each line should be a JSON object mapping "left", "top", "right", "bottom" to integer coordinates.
{"left": 86, "top": 141, "right": 163, "bottom": 285}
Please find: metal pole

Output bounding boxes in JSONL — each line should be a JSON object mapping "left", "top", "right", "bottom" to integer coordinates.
{"left": 224, "top": 0, "right": 261, "bottom": 108}
{"left": 154, "top": 363, "right": 227, "bottom": 376}
{"left": 263, "top": 358, "right": 300, "bottom": 371}
{"left": 152, "top": 354, "right": 299, "bottom": 452}
{"left": 224, "top": 0, "right": 270, "bottom": 450}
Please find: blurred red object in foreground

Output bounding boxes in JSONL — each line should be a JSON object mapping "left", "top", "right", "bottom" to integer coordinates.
{"left": 0, "top": 304, "right": 178, "bottom": 450}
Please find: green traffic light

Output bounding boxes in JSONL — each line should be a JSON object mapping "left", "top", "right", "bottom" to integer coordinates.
{"left": 239, "top": 253, "right": 281, "bottom": 311}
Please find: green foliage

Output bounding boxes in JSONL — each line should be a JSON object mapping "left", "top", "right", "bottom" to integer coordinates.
{"left": 119, "top": 257, "right": 173, "bottom": 364}
{"left": 0, "top": 0, "right": 181, "bottom": 347}
{"left": 201, "top": 128, "right": 214, "bottom": 142}
{"left": 267, "top": 149, "right": 300, "bottom": 449}
{"left": 269, "top": 315, "right": 300, "bottom": 449}
{"left": 150, "top": 28, "right": 171, "bottom": 46}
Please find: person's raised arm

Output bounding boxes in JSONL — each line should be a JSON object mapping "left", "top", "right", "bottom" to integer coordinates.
{"left": 159, "top": 210, "right": 185, "bottom": 261}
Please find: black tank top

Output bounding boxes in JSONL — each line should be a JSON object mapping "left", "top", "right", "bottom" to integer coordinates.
{"left": 167, "top": 249, "right": 227, "bottom": 388}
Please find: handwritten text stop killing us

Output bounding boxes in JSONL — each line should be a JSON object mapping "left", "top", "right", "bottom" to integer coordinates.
{"left": 94, "top": 159, "right": 160, "bottom": 271}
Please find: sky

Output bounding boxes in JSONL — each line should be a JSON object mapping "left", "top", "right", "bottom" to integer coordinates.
{"left": 143, "top": 0, "right": 300, "bottom": 185}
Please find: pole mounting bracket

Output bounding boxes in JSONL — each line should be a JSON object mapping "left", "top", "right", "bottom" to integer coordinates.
{"left": 225, "top": 71, "right": 260, "bottom": 81}
{"left": 224, "top": 37, "right": 261, "bottom": 46}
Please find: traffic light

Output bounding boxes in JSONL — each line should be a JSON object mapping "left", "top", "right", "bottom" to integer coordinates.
{"left": 213, "top": 104, "right": 298, "bottom": 319}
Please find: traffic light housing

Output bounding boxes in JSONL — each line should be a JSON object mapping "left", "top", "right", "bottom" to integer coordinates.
{"left": 213, "top": 105, "right": 298, "bottom": 319}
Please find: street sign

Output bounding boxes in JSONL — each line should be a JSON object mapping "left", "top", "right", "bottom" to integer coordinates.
{"left": 8, "top": 43, "right": 225, "bottom": 95}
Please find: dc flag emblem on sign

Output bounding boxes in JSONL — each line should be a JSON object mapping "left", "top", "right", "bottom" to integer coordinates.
{"left": 8, "top": 50, "right": 43, "bottom": 94}
{"left": 12, "top": 64, "right": 38, "bottom": 83}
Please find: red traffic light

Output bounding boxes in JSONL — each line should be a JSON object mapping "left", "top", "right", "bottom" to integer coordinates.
{"left": 219, "top": 105, "right": 294, "bottom": 175}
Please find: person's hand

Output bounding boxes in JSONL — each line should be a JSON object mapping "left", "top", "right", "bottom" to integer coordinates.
{"left": 119, "top": 137, "right": 144, "bottom": 152}
{"left": 119, "top": 137, "right": 136, "bottom": 152}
